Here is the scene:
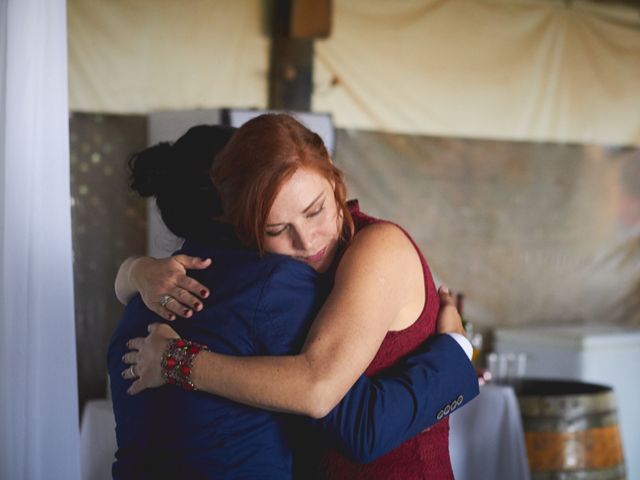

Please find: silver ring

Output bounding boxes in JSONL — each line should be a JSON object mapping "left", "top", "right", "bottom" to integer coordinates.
{"left": 159, "top": 294, "right": 174, "bottom": 308}
{"left": 129, "top": 365, "right": 136, "bottom": 378}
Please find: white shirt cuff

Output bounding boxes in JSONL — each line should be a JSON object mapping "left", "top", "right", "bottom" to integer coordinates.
{"left": 445, "top": 333, "right": 473, "bottom": 360}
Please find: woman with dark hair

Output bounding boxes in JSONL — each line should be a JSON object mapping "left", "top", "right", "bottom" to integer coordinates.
{"left": 112, "top": 114, "right": 478, "bottom": 479}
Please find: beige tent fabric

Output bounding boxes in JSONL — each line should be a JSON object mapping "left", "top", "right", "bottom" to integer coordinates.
{"left": 68, "top": 0, "right": 269, "bottom": 113}
{"left": 68, "top": 0, "right": 640, "bottom": 144}
{"left": 313, "top": 0, "right": 640, "bottom": 145}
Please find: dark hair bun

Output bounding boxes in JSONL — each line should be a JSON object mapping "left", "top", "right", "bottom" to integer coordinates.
{"left": 127, "top": 124, "right": 235, "bottom": 240}
{"left": 128, "top": 142, "right": 174, "bottom": 197}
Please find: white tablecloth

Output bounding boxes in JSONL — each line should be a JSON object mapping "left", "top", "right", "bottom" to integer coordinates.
{"left": 81, "top": 385, "right": 530, "bottom": 480}
{"left": 450, "top": 383, "right": 530, "bottom": 480}
{"left": 80, "top": 400, "right": 116, "bottom": 480}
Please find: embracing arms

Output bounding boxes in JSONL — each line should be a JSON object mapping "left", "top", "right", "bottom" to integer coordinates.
{"left": 130, "top": 224, "right": 428, "bottom": 416}
{"left": 125, "top": 224, "right": 469, "bottom": 416}
{"left": 124, "top": 288, "right": 477, "bottom": 463}
{"left": 119, "top": 223, "right": 479, "bottom": 461}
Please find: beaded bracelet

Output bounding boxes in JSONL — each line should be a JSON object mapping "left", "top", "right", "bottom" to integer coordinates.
{"left": 161, "top": 338, "right": 208, "bottom": 391}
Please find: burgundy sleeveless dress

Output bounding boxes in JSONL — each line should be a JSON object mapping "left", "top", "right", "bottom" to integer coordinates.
{"left": 318, "top": 201, "right": 452, "bottom": 480}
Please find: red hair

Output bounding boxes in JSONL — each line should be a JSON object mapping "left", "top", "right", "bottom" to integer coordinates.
{"left": 210, "top": 114, "right": 353, "bottom": 253}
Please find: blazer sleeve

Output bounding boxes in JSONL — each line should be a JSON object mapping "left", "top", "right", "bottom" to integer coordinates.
{"left": 309, "top": 334, "right": 480, "bottom": 463}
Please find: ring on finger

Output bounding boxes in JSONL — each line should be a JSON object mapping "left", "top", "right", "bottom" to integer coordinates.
{"left": 129, "top": 365, "right": 137, "bottom": 378}
{"left": 159, "top": 294, "right": 174, "bottom": 308}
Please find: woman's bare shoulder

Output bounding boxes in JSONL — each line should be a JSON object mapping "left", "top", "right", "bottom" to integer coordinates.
{"left": 337, "top": 221, "right": 420, "bottom": 282}
{"left": 352, "top": 221, "right": 415, "bottom": 255}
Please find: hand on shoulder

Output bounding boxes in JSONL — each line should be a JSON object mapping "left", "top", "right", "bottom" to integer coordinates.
{"left": 115, "top": 254, "right": 212, "bottom": 320}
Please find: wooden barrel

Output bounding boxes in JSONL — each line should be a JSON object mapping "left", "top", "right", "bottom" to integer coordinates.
{"left": 515, "top": 379, "right": 626, "bottom": 480}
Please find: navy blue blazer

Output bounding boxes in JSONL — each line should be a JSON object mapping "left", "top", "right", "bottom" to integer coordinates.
{"left": 108, "top": 237, "right": 478, "bottom": 479}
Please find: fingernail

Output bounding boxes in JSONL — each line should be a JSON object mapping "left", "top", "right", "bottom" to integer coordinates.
{"left": 168, "top": 314, "right": 175, "bottom": 321}
{"left": 126, "top": 341, "right": 131, "bottom": 348}
{"left": 200, "top": 289, "right": 208, "bottom": 297}
{"left": 183, "top": 309, "right": 191, "bottom": 317}
{"left": 121, "top": 371, "right": 126, "bottom": 378}
{"left": 127, "top": 388, "right": 132, "bottom": 395}
{"left": 121, "top": 355, "right": 126, "bottom": 362}
{"left": 441, "top": 285, "right": 449, "bottom": 294}
{"left": 194, "top": 302, "right": 201, "bottom": 310}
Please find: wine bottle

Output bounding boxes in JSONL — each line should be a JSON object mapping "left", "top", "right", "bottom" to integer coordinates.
{"left": 456, "top": 292, "right": 469, "bottom": 333}
{"left": 456, "top": 292, "right": 482, "bottom": 364}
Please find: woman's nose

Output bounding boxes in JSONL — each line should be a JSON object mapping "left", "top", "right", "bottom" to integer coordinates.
{"left": 292, "top": 228, "right": 314, "bottom": 251}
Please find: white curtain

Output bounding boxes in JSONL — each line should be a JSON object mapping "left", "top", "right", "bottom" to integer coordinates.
{"left": 0, "top": 1, "right": 81, "bottom": 479}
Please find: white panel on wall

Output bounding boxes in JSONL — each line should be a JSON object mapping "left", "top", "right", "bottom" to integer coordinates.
{"left": 229, "top": 109, "right": 336, "bottom": 156}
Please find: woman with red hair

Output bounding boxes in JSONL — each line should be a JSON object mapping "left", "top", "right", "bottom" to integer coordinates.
{"left": 117, "top": 114, "right": 476, "bottom": 478}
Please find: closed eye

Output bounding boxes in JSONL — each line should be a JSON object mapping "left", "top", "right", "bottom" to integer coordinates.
{"left": 307, "top": 201, "right": 325, "bottom": 218}
{"left": 265, "top": 225, "right": 288, "bottom": 237}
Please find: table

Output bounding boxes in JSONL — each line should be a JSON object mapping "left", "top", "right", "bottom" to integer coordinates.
{"left": 81, "top": 385, "right": 530, "bottom": 480}
{"left": 79, "top": 399, "right": 116, "bottom": 480}
{"left": 450, "top": 383, "right": 530, "bottom": 480}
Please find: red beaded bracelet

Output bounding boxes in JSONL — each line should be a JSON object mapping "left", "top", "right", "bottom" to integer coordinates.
{"left": 161, "top": 338, "right": 208, "bottom": 391}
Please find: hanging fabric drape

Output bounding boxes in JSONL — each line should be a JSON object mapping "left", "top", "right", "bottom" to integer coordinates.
{"left": 68, "top": 0, "right": 269, "bottom": 114}
{"left": 67, "top": 0, "right": 640, "bottom": 146}
{"left": 312, "top": 0, "right": 640, "bottom": 146}
{"left": 0, "top": 0, "right": 81, "bottom": 478}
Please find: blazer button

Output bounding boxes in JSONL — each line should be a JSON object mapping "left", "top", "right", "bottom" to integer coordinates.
{"left": 437, "top": 410, "right": 444, "bottom": 420}
{"left": 456, "top": 394, "right": 464, "bottom": 405}
{"left": 450, "top": 401, "right": 458, "bottom": 412}
{"left": 444, "top": 405, "right": 451, "bottom": 415}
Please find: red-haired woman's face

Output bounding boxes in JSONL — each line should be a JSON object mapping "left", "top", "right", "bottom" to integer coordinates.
{"left": 263, "top": 167, "right": 342, "bottom": 273}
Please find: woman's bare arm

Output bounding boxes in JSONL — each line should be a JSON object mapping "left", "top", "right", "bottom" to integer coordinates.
{"left": 127, "top": 223, "right": 428, "bottom": 418}
{"left": 114, "top": 256, "right": 143, "bottom": 305}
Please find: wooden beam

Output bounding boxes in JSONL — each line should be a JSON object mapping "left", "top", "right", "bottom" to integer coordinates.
{"left": 269, "top": 36, "right": 313, "bottom": 111}
{"left": 268, "top": 0, "right": 332, "bottom": 111}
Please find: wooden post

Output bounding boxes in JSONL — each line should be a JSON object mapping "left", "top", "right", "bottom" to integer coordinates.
{"left": 268, "top": 0, "right": 331, "bottom": 111}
